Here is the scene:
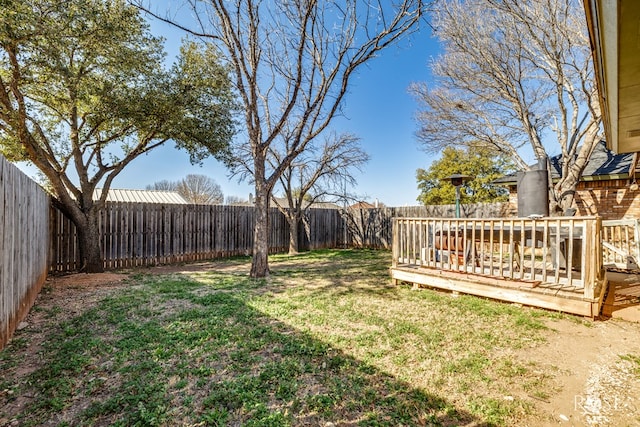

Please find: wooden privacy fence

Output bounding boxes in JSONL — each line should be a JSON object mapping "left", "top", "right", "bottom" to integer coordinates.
{"left": 343, "top": 203, "right": 511, "bottom": 249}
{"left": 50, "top": 204, "right": 344, "bottom": 272}
{"left": 0, "top": 156, "right": 50, "bottom": 349}
{"left": 49, "top": 202, "right": 512, "bottom": 272}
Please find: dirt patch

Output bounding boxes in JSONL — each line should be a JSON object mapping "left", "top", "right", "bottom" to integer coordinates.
{"left": 47, "top": 272, "right": 128, "bottom": 288}
{"left": 514, "top": 318, "right": 640, "bottom": 426}
{"left": 136, "top": 260, "right": 251, "bottom": 275}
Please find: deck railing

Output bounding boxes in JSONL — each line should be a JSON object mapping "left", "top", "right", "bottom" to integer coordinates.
{"left": 392, "top": 217, "right": 604, "bottom": 300}
{"left": 602, "top": 219, "right": 640, "bottom": 269}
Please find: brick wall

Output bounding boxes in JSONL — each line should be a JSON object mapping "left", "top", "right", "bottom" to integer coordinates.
{"left": 507, "top": 178, "right": 640, "bottom": 220}
{"left": 573, "top": 179, "right": 640, "bottom": 220}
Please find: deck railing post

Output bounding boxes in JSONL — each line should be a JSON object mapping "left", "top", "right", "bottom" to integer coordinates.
{"left": 582, "top": 219, "right": 590, "bottom": 294}
{"left": 392, "top": 218, "right": 399, "bottom": 268}
{"left": 583, "top": 217, "right": 597, "bottom": 300}
{"left": 634, "top": 219, "right": 640, "bottom": 267}
{"left": 596, "top": 215, "right": 603, "bottom": 280}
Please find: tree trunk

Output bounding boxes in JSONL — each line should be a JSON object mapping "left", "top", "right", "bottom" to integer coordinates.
{"left": 251, "top": 168, "right": 271, "bottom": 277}
{"left": 77, "top": 209, "right": 104, "bottom": 273}
{"left": 553, "top": 177, "right": 579, "bottom": 216}
{"left": 288, "top": 215, "right": 299, "bottom": 255}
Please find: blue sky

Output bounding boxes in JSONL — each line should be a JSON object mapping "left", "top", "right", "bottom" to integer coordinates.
{"left": 18, "top": 11, "right": 441, "bottom": 207}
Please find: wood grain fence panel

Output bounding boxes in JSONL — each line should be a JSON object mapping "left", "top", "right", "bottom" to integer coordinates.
{"left": 182, "top": 205, "right": 189, "bottom": 260}
{"left": 48, "top": 202, "right": 497, "bottom": 273}
{"left": 227, "top": 206, "right": 233, "bottom": 256}
{"left": 110, "top": 203, "right": 118, "bottom": 268}
{"left": 204, "top": 205, "right": 211, "bottom": 258}
{"left": 180, "top": 205, "right": 187, "bottom": 261}
{"left": 109, "top": 203, "right": 116, "bottom": 269}
{"left": 193, "top": 205, "right": 199, "bottom": 259}
{"left": 232, "top": 206, "right": 239, "bottom": 254}
{"left": 102, "top": 204, "right": 110, "bottom": 269}
{"left": 132, "top": 202, "right": 139, "bottom": 267}
{"left": 205, "top": 205, "right": 213, "bottom": 258}
{"left": 105, "top": 203, "right": 112, "bottom": 269}
{"left": 128, "top": 203, "right": 135, "bottom": 267}
{"left": 121, "top": 203, "right": 129, "bottom": 268}
{"left": 135, "top": 203, "right": 143, "bottom": 266}
{"left": 195, "top": 205, "right": 202, "bottom": 259}
{"left": 185, "top": 205, "right": 192, "bottom": 260}
{"left": 0, "top": 156, "right": 49, "bottom": 350}
{"left": 181, "top": 206, "right": 188, "bottom": 260}
{"left": 162, "top": 205, "right": 171, "bottom": 263}
{"left": 217, "top": 205, "right": 224, "bottom": 256}
{"left": 147, "top": 204, "right": 156, "bottom": 264}
{"left": 171, "top": 205, "right": 178, "bottom": 262}
{"left": 115, "top": 203, "right": 122, "bottom": 267}
{"left": 200, "top": 205, "right": 207, "bottom": 259}
{"left": 113, "top": 203, "right": 120, "bottom": 268}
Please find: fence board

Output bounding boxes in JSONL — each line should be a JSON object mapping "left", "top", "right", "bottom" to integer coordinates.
{"left": 0, "top": 156, "right": 49, "bottom": 349}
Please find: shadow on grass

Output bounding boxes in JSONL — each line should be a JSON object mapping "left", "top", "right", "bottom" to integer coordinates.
{"left": 0, "top": 270, "right": 489, "bottom": 427}
{"left": 268, "top": 249, "right": 400, "bottom": 300}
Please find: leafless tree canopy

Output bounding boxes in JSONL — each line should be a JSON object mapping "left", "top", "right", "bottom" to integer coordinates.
{"left": 135, "top": 0, "right": 426, "bottom": 276}
{"left": 146, "top": 180, "right": 175, "bottom": 192}
{"left": 147, "top": 174, "right": 224, "bottom": 204}
{"left": 411, "top": 0, "right": 602, "bottom": 213}
{"left": 270, "top": 131, "right": 369, "bottom": 254}
{"left": 225, "top": 195, "right": 248, "bottom": 205}
{"left": 271, "top": 132, "right": 369, "bottom": 206}
{"left": 176, "top": 174, "right": 224, "bottom": 204}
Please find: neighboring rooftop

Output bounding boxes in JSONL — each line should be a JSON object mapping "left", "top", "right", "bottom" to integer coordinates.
{"left": 495, "top": 141, "right": 635, "bottom": 184}
{"left": 349, "top": 201, "right": 377, "bottom": 209}
{"left": 94, "top": 188, "right": 188, "bottom": 204}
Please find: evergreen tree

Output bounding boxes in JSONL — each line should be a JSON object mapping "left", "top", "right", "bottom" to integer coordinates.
{"left": 417, "top": 146, "right": 514, "bottom": 206}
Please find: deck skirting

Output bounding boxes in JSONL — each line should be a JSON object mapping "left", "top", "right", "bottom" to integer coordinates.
{"left": 391, "top": 265, "right": 607, "bottom": 318}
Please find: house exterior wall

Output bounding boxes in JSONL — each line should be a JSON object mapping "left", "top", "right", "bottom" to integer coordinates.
{"left": 507, "top": 179, "right": 640, "bottom": 220}
{"left": 573, "top": 179, "right": 640, "bottom": 220}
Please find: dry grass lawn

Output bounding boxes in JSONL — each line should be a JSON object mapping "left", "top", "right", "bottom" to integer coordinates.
{"left": 1, "top": 249, "right": 640, "bottom": 426}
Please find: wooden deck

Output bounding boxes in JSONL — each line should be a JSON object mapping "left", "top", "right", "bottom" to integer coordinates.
{"left": 602, "top": 219, "right": 640, "bottom": 269}
{"left": 390, "top": 217, "right": 609, "bottom": 317}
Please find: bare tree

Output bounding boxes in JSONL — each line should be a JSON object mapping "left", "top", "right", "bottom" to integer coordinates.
{"left": 136, "top": 0, "right": 426, "bottom": 277}
{"left": 148, "top": 174, "right": 224, "bottom": 204}
{"left": 176, "top": 174, "right": 224, "bottom": 204}
{"left": 146, "top": 180, "right": 176, "bottom": 191}
{"left": 270, "top": 132, "right": 369, "bottom": 255}
{"left": 225, "top": 195, "right": 248, "bottom": 205}
{"left": 411, "top": 0, "right": 602, "bottom": 214}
